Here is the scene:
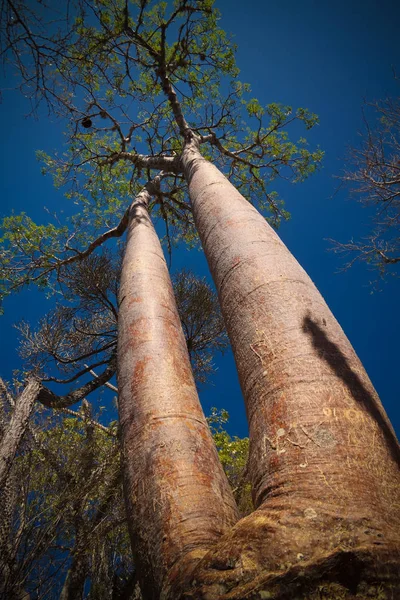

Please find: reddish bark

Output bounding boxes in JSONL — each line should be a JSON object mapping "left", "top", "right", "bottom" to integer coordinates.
{"left": 117, "top": 185, "right": 239, "bottom": 600}
{"left": 163, "top": 140, "right": 400, "bottom": 598}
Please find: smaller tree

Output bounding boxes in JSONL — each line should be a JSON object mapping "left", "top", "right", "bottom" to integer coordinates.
{"left": 331, "top": 95, "right": 400, "bottom": 278}
{"left": 1, "top": 380, "right": 249, "bottom": 599}
{"left": 0, "top": 390, "right": 133, "bottom": 600}
{"left": 172, "top": 269, "right": 227, "bottom": 383}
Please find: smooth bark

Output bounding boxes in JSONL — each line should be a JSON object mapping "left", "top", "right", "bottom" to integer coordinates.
{"left": 165, "top": 140, "right": 400, "bottom": 598}
{"left": 117, "top": 185, "right": 239, "bottom": 600}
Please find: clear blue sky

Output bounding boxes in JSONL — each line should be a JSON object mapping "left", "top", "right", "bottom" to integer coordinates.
{"left": 0, "top": 0, "right": 399, "bottom": 437}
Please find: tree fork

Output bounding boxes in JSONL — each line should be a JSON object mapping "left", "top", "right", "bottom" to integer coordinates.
{"left": 117, "top": 183, "right": 239, "bottom": 600}
{"left": 166, "top": 141, "right": 400, "bottom": 598}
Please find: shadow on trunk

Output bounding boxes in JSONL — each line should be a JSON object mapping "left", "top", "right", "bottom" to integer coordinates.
{"left": 302, "top": 312, "right": 400, "bottom": 464}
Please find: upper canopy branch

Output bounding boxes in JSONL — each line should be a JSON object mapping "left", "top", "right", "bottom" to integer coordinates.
{"left": 1, "top": 0, "right": 323, "bottom": 301}
{"left": 100, "top": 150, "right": 181, "bottom": 173}
{"left": 0, "top": 171, "right": 179, "bottom": 306}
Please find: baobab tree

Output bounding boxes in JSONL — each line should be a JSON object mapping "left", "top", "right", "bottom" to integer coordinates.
{"left": 1, "top": 250, "right": 236, "bottom": 599}
{"left": 0, "top": 1, "right": 399, "bottom": 598}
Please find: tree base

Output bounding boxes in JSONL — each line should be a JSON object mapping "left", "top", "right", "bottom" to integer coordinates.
{"left": 163, "top": 520, "right": 400, "bottom": 600}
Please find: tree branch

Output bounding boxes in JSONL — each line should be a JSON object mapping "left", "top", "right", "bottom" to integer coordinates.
{"left": 37, "top": 359, "right": 116, "bottom": 409}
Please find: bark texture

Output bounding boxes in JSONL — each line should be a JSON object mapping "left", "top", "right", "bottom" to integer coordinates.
{"left": 0, "top": 467, "right": 18, "bottom": 596}
{"left": 165, "top": 141, "right": 400, "bottom": 599}
{"left": 0, "top": 378, "right": 40, "bottom": 487}
{"left": 117, "top": 186, "right": 239, "bottom": 600}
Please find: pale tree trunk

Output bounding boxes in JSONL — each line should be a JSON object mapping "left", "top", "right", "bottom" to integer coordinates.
{"left": 0, "top": 379, "right": 40, "bottom": 487}
{"left": 0, "top": 380, "right": 34, "bottom": 600}
{"left": 117, "top": 184, "right": 239, "bottom": 600}
{"left": 159, "top": 140, "right": 400, "bottom": 599}
{"left": 0, "top": 467, "right": 18, "bottom": 597}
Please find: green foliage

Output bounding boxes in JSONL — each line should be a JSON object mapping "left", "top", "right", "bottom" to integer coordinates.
{"left": 208, "top": 407, "right": 248, "bottom": 476}
{"left": 0, "top": 213, "right": 69, "bottom": 303}
{"left": 0, "top": 400, "right": 250, "bottom": 597}
{"left": 207, "top": 407, "right": 253, "bottom": 515}
{"left": 0, "top": 0, "right": 323, "bottom": 305}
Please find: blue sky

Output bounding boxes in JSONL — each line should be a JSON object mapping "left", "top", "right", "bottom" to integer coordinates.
{"left": 0, "top": 0, "right": 399, "bottom": 438}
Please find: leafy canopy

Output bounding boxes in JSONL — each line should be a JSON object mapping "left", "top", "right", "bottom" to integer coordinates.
{"left": 0, "top": 0, "right": 323, "bottom": 307}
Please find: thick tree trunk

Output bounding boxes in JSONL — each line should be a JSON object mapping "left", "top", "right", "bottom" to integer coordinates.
{"left": 165, "top": 141, "right": 400, "bottom": 598}
{"left": 117, "top": 185, "right": 239, "bottom": 600}
{"left": 0, "top": 379, "right": 40, "bottom": 487}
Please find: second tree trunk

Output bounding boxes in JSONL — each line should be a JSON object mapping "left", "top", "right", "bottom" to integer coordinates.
{"left": 117, "top": 185, "right": 239, "bottom": 600}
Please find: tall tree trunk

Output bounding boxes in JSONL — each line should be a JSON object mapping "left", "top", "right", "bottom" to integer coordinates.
{"left": 0, "top": 381, "right": 32, "bottom": 600}
{"left": 117, "top": 184, "right": 239, "bottom": 600}
{"left": 165, "top": 140, "right": 400, "bottom": 598}
{"left": 0, "top": 379, "right": 40, "bottom": 487}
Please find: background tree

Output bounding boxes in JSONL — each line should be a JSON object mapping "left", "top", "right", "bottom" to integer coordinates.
{"left": 0, "top": 377, "right": 41, "bottom": 487}
{"left": 16, "top": 249, "right": 228, "bottom": 394}
{"left": 331, "top": 94, "right": 400, "bottom": 277}
{"left": 171, "top": 269, "right": 227, "bottom": 383}
{"left": 0, "top": 385, "right": 136, "bottom": 600}
{"left": 0, "top": 380, "right": 248, "bottom": 600}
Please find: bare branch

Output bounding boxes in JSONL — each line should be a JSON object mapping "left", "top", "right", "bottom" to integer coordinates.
{"left": 37, "top": 359, "right": 116, "bottom": 409}
{"left": 84, "top": 365, "right": 118, "bottom": 393}
{"left": 332, "top": 94, "right": 400, "bottom": 279}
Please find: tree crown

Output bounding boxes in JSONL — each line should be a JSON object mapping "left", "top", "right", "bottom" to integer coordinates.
{"left": 0, "top": 0, "right": 323, "bottom": 309}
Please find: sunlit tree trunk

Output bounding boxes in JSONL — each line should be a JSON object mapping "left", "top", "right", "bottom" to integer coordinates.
{"left": 117, "top": 184, "right": 239, "bottom": 600}
{"left": 168, "top": 140, "right": 400, "bottom": 598}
